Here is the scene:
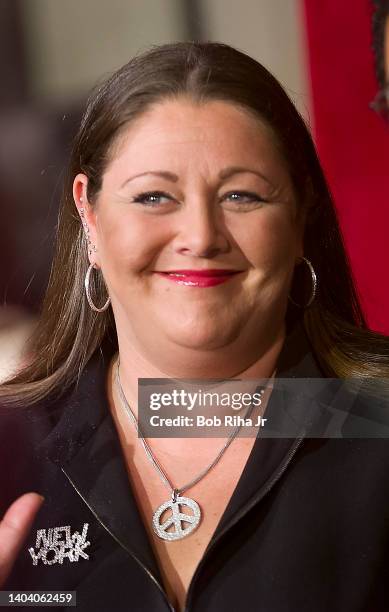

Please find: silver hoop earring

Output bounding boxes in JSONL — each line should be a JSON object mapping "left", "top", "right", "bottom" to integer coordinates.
{"left": 288, "top": 256, "right": 317, "bottom": 308}
{"left": 84, "top": 263, "right": 111, "bottom": 312}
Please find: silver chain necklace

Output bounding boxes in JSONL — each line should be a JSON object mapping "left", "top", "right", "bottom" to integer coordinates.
{"left": 115, "top": 358, "right": 265, "bottom": 541}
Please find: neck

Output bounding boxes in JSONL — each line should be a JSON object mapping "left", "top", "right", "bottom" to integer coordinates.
{"left": 106, "top": 321, "right": 287, "bottom": 460}
{"left": 109, "top": 318, "right": 287, "bottom": 416}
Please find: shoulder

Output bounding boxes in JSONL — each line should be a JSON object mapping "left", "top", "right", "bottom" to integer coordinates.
{"left": 0, "top": 339, "right": 116, "bottom": 514}
{"left": 0, "top": 399, "right": 62, "bottom": 514}
{"left": 340, "top": 378, "right": 389, "bottom": 438}
{"left": 0, "top": 334, "right": 117, "bottom": 444}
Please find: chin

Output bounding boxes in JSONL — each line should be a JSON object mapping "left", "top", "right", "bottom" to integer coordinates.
{"left": 163, "top": 317, "right": 243, "bottom": 350}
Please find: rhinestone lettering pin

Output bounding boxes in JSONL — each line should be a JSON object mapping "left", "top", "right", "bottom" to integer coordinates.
{"left": 28, "top": 523, "right": 90, "bottom": 565}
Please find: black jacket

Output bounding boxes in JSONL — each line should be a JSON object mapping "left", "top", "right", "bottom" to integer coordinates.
{"left": 1, "top": 321, "right": 389, "bottom": 611}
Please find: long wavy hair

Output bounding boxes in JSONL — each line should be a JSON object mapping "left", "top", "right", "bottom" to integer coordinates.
{"left": 371, "top": 0, "right": 389, "bottom": 88}
{"left": 1, "top": 40, "right": 389, "bottom": 406}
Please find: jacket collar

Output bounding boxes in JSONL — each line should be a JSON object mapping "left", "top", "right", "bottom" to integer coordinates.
{"left": 37, "top": 318, "right": 325, "bottom": 582}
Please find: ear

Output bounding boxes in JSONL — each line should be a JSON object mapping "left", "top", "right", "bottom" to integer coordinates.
{"left": 72, "top": 173, "right": 100, "bottom": 267}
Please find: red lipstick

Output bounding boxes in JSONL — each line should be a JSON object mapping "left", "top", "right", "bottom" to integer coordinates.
{"left": 154, "top": 269, "right": 242, "bottom": 287}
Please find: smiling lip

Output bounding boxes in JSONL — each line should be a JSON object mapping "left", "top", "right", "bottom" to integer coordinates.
{"left": 154, "top": 269, "right": 243, "bottom": 287}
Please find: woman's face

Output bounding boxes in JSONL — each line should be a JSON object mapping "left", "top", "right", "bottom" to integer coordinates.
{"left": 73, "top": 98, "right": 305, "bottom": 352}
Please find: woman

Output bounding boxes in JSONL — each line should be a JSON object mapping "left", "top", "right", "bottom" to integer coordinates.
{"left": 1, "top": 41, "right": 389, "bottom": 612}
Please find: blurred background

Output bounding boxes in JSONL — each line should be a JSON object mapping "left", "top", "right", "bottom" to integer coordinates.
{"left": 1, "top": 0, "right": 388, "bottom": 379}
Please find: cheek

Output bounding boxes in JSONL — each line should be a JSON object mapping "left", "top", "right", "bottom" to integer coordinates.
{"left": 233, "top": 209, "right": 298, "bottom": 271}
{"left": 96, "top": 210, "right": 168, "bottom": 273}
{"left": 236, "top": 212, "right": 299, "bottom": 313}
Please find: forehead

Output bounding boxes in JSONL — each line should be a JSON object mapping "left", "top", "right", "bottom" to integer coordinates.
{"left": 107, "top": 97, "right": 285, "bottom": 170}
{"left": 104, "top": 98, "right": 288, "bottom": 184}
{"left": 119, "top": 97, "right": 270, "bottom": 134}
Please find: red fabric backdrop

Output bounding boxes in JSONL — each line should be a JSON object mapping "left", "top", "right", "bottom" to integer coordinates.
{"left": 302, "top": 0, "right": 389, "bottom": 334}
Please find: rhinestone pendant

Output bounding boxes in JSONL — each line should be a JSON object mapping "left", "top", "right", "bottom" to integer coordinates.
{"left": 152, "top": 490, "right": 201, "bottom": 541}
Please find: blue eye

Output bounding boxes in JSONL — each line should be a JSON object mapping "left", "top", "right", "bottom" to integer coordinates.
{"left": 132, "top": 191, "right": 172, "bottom": 207}
{"left": 131, "top": 190, "right": 266, "bottom": 209}
{"left": 224, "top": 191, "right": 265, "bottom": 204}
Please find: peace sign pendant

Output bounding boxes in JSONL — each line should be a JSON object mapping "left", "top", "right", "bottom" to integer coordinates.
{"left": 152, "top": 490, "right": 201, "bottom": 541}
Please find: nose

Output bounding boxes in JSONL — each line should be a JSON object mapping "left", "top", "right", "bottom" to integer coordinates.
{"left": 173, "top": 197, "right": 230, "bottom": 258}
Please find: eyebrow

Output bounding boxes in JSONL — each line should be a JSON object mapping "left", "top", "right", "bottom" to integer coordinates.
{"left": 120, "top": 166, "right": 274, "bottom": 188}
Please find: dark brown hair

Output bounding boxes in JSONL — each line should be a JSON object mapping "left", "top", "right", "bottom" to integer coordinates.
{"left": 372, "top": 0, "right": 389, "bottom": 88}
{"left": 1, "top": 40, "right": 389, "bottom": 406}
